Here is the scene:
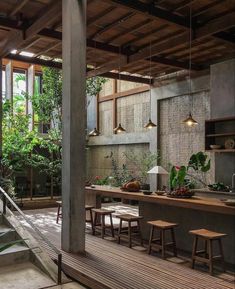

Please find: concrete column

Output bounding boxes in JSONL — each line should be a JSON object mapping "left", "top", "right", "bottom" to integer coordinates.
{"left": 62, "top": 0, "right": 86, "bottom": 253}
{"left": 5, "top": 61, "right": 13, "bottom": 109}
{"left": 27, "top": 65, "right": 34, "bottom": 130}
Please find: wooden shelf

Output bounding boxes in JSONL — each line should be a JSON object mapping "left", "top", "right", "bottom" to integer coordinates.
{"left": 206, "top": 132, "right": 235, "bottom": 137}
{"left": 205, "top": 116, "right": 235, "bottom": 123}
{"left": 206, "top": 149, "right": 235, "bottom": 153}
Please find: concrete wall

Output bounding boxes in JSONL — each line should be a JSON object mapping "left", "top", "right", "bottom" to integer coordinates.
{"left": 88, "top": 84, "right": 151, "bottom": 179}
{"left": 87, "top": 143, "right": 149, "bottom": 180}
{"left": 152, "top": 74, "right": 215, "bottom": 187}
{"left": 87, "top": 59, "right": 235, "bottom": 187}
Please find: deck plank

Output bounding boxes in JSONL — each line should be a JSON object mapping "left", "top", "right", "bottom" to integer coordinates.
{"left": 21, "top": 208, "right": 235, "bottom": 289}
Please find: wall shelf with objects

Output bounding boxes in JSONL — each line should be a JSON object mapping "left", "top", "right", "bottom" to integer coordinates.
{"left": 205, "top": 116, "right": 235, "bottom": 152}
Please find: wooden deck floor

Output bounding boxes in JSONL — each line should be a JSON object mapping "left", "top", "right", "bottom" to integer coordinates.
{"left": 22, "top": 206, "right": 235, "bottom": 289}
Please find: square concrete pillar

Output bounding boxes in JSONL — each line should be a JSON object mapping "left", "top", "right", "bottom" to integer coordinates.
{"left": 62, "top": 0, "right": 87, "bottom": 253}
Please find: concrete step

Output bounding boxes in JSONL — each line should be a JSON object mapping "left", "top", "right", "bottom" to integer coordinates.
{"left": 0, "top": 228, "right": 18, "bottom": 243}
{"left": 0, "top": 242, "right": 30, "bottom": 267}
{"left": 0, "top": 261, "right": 56, "bottom": 289}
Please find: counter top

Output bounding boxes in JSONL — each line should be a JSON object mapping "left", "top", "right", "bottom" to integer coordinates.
{"left": 85, "top": 186, "right": 235, "bottom": 216}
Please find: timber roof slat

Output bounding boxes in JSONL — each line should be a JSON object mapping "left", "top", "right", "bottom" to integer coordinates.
{"left": 0, "top": 0, "right": 234, "bottom": 82}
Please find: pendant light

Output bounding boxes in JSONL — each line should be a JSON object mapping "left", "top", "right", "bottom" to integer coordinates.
{"left": 114, "top": 47, "right": 126, "bottom": 134}
{"left": 114, "top": 123, "right": 126, "bottom": 133}
{"left": 144, "top": 20, "right": 157, "bottom": 129}
{"left": 88, "top": 40, "right": 101, "bottom": 136}
{"left": 89, "top": 127, "right": 100, "bottom": 136}
{"left": 182, "top": 5, "right": 198, "bottom": 127}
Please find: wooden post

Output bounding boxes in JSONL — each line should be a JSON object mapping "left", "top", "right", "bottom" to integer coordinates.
{"left": 62, "top": 0, "right": 86, "bottom": 253}
{"left": 5, "top": 60, "right": 13, "bottom": 111}
{"left": 0, "top": 59, "right": 2, "bottom": 173}
{"left": 27, "top": 64, "right": 35, "bottom": 130}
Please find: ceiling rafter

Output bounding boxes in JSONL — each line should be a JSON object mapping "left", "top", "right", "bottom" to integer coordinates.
{"left": 8, "top": 0, "right": 30, "bottom": 17}
{"left": 102, "top": 0, "right": 190, "bottom": 29}
{"left": 91, "top": 12, "right": 136, "bottom": 39}
{"left": 0, "top": 0, "right": 62, "bottom": 57}
{"left": 5, "top": 53, "right": 152, "bottom": 84}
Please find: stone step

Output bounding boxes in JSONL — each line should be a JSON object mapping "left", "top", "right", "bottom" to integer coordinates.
{"left": 0, "top": 242, "right": 30, "bottom": 267}
{"left": 0, "top": 261, "right": 56, "bottom": 289}
{"left": 0, "top": 228, "right": 18, "bottom": 243}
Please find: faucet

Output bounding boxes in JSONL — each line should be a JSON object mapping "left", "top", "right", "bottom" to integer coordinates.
{"left": 232, "top": 173, "right": 235, "bottom": 193}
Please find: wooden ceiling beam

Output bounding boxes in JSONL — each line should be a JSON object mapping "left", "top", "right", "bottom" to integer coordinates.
{"left": 34, "top": 41, "right": 60, "bottom": 57}
{"left": 103, "top": 0, "right": 190, "bottom": 29}
{"left": 87, "top": 6, "right": 116, "bottom": 26}
{"left": 91, "top": 12, "right": 135, "bottom": 39}
{"left": 195, "top": 11, "right": 235, "bottom": 40}
{"left": 106, "top": 19, "right": 153, "bottom": 44}
{"left": 8, "top": 0, "right": 30, "bottom": 17}
{"left": 0, "top": 0, "right": 62, "bottom": 57}
{"left": 5, "top": 53, "right": 152, "bottom": 84}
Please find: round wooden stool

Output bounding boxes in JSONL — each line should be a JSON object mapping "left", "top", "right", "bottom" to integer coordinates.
{"left": 85, "top": 205, "right": 94, "bottom": 231}
{"left": 92, "top": 208, "right": 115, "bottom": 239}
{"left": 56, "top": 201, "right": 62, "bottom": 223}
{"left": 116, "top": 214, "right": 143, "bottom": 248}
{"left": 189, "top": 228, "right": 227, "bottom": 275}
{"left": 147, "top": 220, "right": 178, "bottom": 259}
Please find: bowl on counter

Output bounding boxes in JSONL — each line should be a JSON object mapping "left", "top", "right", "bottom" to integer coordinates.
{"left": 142, "top": 190, "right": 153, "bottom": 195}
{"left": 155, "top": 191, "right": 165, "bottom": 196}
{"left": 210, "top": 144, "right": 222, "bottom": 150}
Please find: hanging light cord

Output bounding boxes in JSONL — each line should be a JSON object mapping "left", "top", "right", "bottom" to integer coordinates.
{"left": 189, "top": 5, "right": 192, "bottom": 96}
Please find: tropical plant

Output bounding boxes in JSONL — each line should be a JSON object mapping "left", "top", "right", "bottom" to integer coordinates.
{"left": 169, "top": 151, "right": 211, "bottom": 190}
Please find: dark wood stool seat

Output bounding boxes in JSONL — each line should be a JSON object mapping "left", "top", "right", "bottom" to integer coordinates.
{"left": 147, "top": 220, "right": 178, "bottom": 258}
{"left": 92, "top": 208, "right": 115, "bottom": 239}
{"left": 190, "top": 228, "right": 227, "bottom": 275}
{"left": 56, "top": 201, "right": 62, "bottom": 223}
{"left": 116, "top": 214, "right": 143, "bottom": 248}
{"left": 85, "top": 205, "right": 94, "bottom": 231}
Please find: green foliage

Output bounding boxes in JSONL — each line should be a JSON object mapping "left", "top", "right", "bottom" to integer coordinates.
{"left": 93, "top": 176, "right": 110, "bottom": 186}
{"left": 169, "top": 151, "right": 211, "bottom": 190}
{"left": 110, "top": 157, "right": 133, "bottom": 187}
{"left": 169, "top": 166, "right": 187, "bottom": 189}
{"left": 188, "top": 151, "right": 211, "bottom": 172}
{"left": 86, "top": 77, "right": 107, "bottom": 98}
{"left": 124, "top": 151, "right": 160, "bottom": 184}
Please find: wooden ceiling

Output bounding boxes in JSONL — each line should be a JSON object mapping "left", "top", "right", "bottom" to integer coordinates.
{"left": 0, "top": 0, "right": 234, "bottom": 83}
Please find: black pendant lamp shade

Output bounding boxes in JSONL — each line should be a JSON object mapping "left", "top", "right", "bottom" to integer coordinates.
{"left": 114, "top": 123, "right": 126, "bottom": 133}
{"left": 89, "top": 127, "right": 100, "bottom": 136}
{"left": 182, "top": 112, "right": 198, "bottom": 127}
{"left": 144, "top": 118, "right": 157, "bottom": 129}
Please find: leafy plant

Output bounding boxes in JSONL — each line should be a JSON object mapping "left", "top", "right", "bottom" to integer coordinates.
{"left": 124, "top": 151, "right": 160, "bottom": 184}
{"left": 188, "top": 151, "right": 210, "bottom": 172}
{"left": 169, "top": 152, "right": 211, "bottom": 190}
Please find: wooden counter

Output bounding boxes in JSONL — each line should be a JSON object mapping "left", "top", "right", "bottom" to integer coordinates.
{"left": 85, "top": 185, "right": 235, "bottom": 216}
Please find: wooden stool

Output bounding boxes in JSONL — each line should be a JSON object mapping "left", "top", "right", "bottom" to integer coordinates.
{"left": 190, "top": 229, "right": 226, "bottom": 275}
{"left": 56, "top": 201, "right": 62, "bottom": 223}
{"left": 116, "top": 214, "right": 143, "bottom": 248}
{"left": 92, "top": 208, "right": 115, "bottom": 239}
{"left": 147, "top": 220, "right": 178, "bottom": 259}
{"left": 85, "top": 205, "right": 94, "bottom": 231}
